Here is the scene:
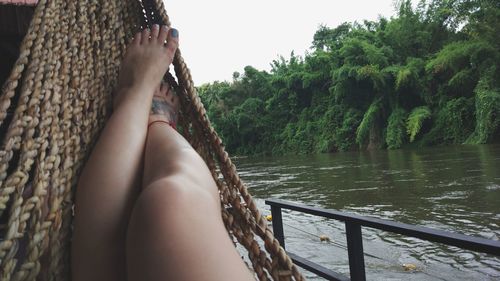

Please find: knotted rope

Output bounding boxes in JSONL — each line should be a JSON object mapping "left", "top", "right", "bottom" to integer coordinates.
{"left": 0, "top": 0, "right": 304, "bottom": 280}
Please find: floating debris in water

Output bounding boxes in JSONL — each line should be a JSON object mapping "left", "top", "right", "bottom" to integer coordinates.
{"left": 402, "top": 263, "right": 417, "bottom": 271}
{"left": 319, "top": 234, "right": 330, "bottom": 242}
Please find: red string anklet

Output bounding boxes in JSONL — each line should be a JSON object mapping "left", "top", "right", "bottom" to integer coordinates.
{"left": 148, "top": 120, "right": 177, "bottom": 130}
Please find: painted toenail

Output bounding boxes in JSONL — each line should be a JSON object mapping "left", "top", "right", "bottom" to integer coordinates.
{"left": 153, "top": 24, "right": 159, "bottom": 29}
{"left": 171, "top": 28, "right": 178, "bottom": 38}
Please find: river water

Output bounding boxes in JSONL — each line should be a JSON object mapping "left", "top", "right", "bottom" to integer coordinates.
{"left": 234, "top": 144, "right": 500, "bottom": 280}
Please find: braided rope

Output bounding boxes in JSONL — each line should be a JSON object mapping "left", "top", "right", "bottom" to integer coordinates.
{"left": 0, "top": 0, "right": 48, "bottom": 216}
{"left": 0, "top": 1, "right": 52, "bottom": 275}
{"left": 0, "top": 0, "right": 305, "bottom": 280}
{"left": 10, "top": 1, "right": 64, "bottom": 279}
{"left": 46, "top": 2, "right": 75, "bottom": 279}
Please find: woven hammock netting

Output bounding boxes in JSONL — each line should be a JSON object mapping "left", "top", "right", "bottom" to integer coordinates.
{"left": 0, "top": 0, "right": 305, "bottom": 280}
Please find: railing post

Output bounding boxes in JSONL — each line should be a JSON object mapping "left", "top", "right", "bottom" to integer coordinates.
{"left": 265, "top": 198, "right": 500, "bottom": 281}
{"left": 270, "top": 205, "right": 285, "bottom": 249}
{"left": 345, "top": 222, "right": 366, "bottom": 281}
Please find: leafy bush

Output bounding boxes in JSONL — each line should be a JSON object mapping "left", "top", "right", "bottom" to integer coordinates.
{"left": 337, "top": 109, "right": 363, "bottom": 151}
{"left": 356, "top": 99, "right": 382, "bottom": 145}
{"left": 423, "top": 97, "right": 475, "bottom": 144}
{"left": 407, "top": 106, "right": 431, "bottom": 142}
{"left": 386, "top": 108, "right": 408, "bottom": 149}
{"left": 467, "top": 75, "right": 500, "bottom": 143}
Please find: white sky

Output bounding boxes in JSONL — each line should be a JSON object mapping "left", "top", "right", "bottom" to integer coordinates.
{"left": 164, "top": 0, "right": 399, "bottom": 85}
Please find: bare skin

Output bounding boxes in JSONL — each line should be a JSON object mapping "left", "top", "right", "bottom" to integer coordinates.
{"left": 71, "top": 24, "right": 178, "bottom": 281}
{"left": 73, "top": 24, "right": 254, "bottom": 281}
{"left": 148, "top": 82, "right": 179, "bottom": 127}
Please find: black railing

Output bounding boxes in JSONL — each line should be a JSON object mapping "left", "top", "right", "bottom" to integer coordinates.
{"left": 265, "top": 199, "right": 500, "bottom": 281}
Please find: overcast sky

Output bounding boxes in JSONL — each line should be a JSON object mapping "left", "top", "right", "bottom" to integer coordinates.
{"left": 164, "top": 0, "right": 399, "bottom": 85}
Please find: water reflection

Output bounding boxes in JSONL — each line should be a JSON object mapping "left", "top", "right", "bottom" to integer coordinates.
{"left": 235, "top": 144, "right": 500, "bottom": 280}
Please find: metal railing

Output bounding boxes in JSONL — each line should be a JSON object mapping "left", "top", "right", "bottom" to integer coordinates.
{"left": 265, "top": 199, "right": 500, "bottom": 281}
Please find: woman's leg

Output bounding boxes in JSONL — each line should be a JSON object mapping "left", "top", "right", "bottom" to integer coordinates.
{"left": 71, "top": 24, "right": 178, "bottom": 281}
{"left": 126, "top": 84, "right": 254, "bottom": 281}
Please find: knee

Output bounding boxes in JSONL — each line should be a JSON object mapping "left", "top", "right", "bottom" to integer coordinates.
{"left": 134, "top": 178, "right": 220, "bottom": 224}
{"left": 173, "top": 148, "right": 215, "bottom": 185}
{"left": 148, "top": 147, "right": 216, "bottom": 191}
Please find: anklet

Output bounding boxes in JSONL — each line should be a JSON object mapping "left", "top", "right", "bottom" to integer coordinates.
{"left": 148, "top": 120, "right": 177, "bottom": 130}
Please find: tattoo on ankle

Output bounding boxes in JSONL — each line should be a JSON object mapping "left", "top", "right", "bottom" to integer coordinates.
{"left": 151, "top": 98, "right": 171, "bottom": 115}
{"left": 150, "top": 98, "right": 177, "bottom": 121}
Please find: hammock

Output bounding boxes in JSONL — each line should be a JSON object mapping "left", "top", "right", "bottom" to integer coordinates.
{"left": 0, "top": 0, "right": 304, "bottom": 280}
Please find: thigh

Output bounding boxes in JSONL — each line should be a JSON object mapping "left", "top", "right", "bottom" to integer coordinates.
{"left": 126, "top": 180, "right": 254, "bottom": 281}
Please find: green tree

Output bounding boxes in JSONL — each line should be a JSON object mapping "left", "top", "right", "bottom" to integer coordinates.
{"left": 198, "top": 0, "right": 499, "bottom": 155}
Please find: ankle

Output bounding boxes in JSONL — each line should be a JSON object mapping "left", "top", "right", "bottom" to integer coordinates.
{"left": 148, "top": 120, "right": 177, "bottom": 130}
{"left": 122, "top": 84, "right": 156, "bottom": 97}
{"left": 114, "top": 85, "right": 155, "bottom": 108}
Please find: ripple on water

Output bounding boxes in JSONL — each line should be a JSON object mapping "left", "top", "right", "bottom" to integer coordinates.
{"left": 335, "top": 187, "right": 379, "bottom": 192}
{"left": 238, "top": 171, "right": 270, "bottom": 177}
{"left": 426, "top": 190, "right": 469, "bottom": 201}
{"left": 486, "top": 184, "right": 500, "bottom": 190}
{"left": 317, "top": 165, "right": 346, "bottom": 170}
{"left": 394, "top": 178, "right": 419, "bottom": 182}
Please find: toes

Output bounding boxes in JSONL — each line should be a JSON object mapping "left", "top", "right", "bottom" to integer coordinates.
{"left": 150, "top": 24, "right": 160, "bottom": 41}
{"left": 158, "top": 25, "right": 169, "bottom": 44}
{"left": 132, "top": 31, "right": 141, "bottom": 45}
{"left": 140, "top": 28, "right": 151, "bottom": 44}
{"left": 165, "top": 28, "right": 179, "bottom": 58}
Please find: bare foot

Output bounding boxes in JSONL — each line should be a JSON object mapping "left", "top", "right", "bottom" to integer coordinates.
{"left": 148, "top": 81, "right": 180, "bottom": 129}
{"left": 114, "top": 24, "right": 179, "bottom": 108}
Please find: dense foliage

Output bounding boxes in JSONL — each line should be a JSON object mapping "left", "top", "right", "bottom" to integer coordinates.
{"left": 198, "top": 0, "right": 500, "bottom": 155}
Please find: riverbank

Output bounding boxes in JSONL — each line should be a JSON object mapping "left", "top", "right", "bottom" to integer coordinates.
{"left": 198, "top": 1, "right": 500, "bottom": 156}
